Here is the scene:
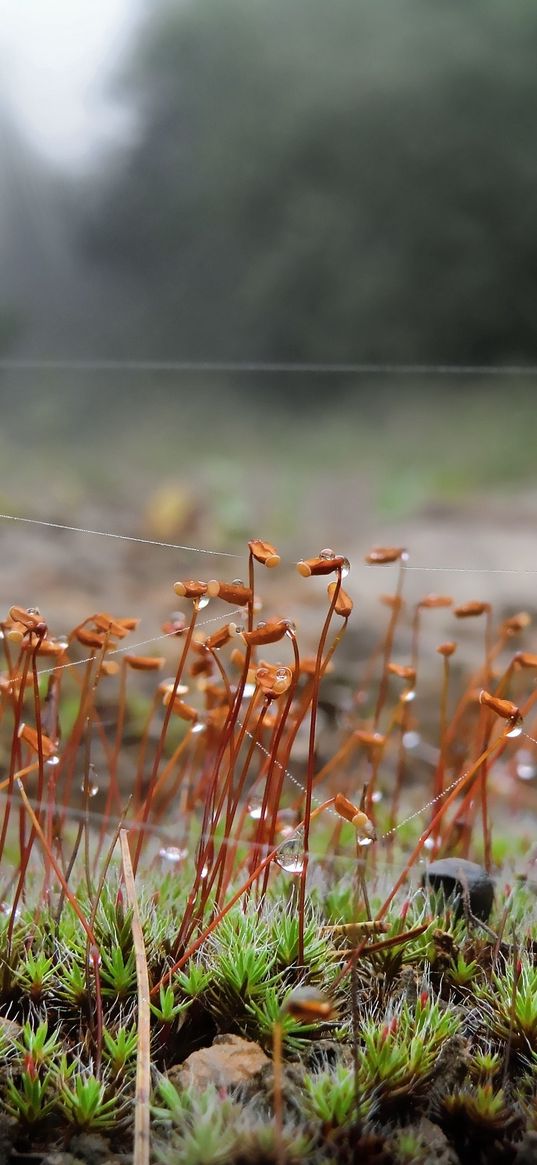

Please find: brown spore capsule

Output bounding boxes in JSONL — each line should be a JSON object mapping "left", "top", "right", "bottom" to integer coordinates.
{"left": 173, "top": 580, "right": 208, "bottom": 599}
{"left": 365, "top": 546, "right": 406, "bottom": 565}
{"left": 437, "top": 641, "right": 457, "bottom": 657}
{"left": 242, "top": 619, "right": 289, "bottom": 647}
{"left": 248, "top": 539, "right": 281, "bottom": 568}
{"left": 454, "top": 601, "right": 490, "bottom": 618}
{"left": 282, "top": 987, "right": 335, "bottom": 1022}
{"left": 327, "top": 581, "right": 353, "bottom": 617}
{"left": 206, "top": 580, "right": 252, "bottom": 605}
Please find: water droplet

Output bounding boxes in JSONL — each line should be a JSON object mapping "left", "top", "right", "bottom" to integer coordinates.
{"left": 274, "top": 828, "right": 305, "bottom": 874}
{"left": 319, "top": 548, "right": 335, "bottom": 560}
{"left": 357, "top": 835, "right": 374, "bottom": 847}
{"left": 200, "top": 864, "right": 209, "bottom": 879}
{"left": 248, "top": 798, "right": 264, "bottom": 820}
{"left": 242, "top": 682, "right": 256, "bottom": 698}
{"left": 191, "top": 720, "right": 206, "bottom": 735}
{"left": 402, "top": 731, "right": 421, "bottom": 750}
{"left": 54, "top": 636, "right": 69, "bottom": 651}
{"left": 517, "top": 763, "right": 537, "bottom": 781}
{"left": 275, "top": 809, "right": 296, "bottom": 839}
{"left": 159, "top": 845, "right": 188, "bottom": 863}
{"left": 276, "top": 667, "right": 289, "bottom": 680}
{"left": 506, "top": 721, "right": 523, "bottom": 739}
{"left": 46, "top": 754, "right": 60, "bottom": 768}
{"left": 278, "top": 825, "right": 295, "bottom": 839}
{"left": 284, "top": 621, "right": 296, "bottom": 636}
{"left": 0, "top": 629, "right": 4, "bottom": 640}
{"left": 89, "top": 945, "right": 102, "bottom": 968}
{"left": 80, "top": 780, "right": 99, "bottom": 797}
{"left": 372, "top": 790, "right": 383, "bottom": 803}
{"left": 256, "top": 621, "right": 267, "bottom": 629}
{"left": 423, "top": 836, "right": 441, "bottom": 851}
{"left": 0, "top": 901, "right": 20, "bottom": 919}
{"left": 401, "top": 551, "right": 409, "bottom": 563}
{"left": 516, "top": 749, "right": 537, "bottom": 781}
{"left": 197, "top": 595, "right": 210, "bottom": 610}
{"left": 27, "top": 607, "right": 41, "bottom": 616}
{"left": 341, "top": 557, "right": 351, "bottom": 578}
{"left": 401, "top": 689, "right": 416, "bottom": 704}
{"left": 232, "top": 579, "right": 244, "bottom": 587}
{"left": 162, "top": 678, "right": 189, "bottom": 695}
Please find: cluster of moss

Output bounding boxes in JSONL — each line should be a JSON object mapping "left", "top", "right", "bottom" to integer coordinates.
{"left": 1, "top": 541, "right": 537, "bottom": 1163}
{"left": 0, "top": 865, "right": 536, "bottom": 1162}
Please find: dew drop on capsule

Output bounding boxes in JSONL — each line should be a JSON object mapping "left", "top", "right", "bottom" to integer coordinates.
{"left": 46, "top": 754, "right": 61, "bottom": 768}
{"left": 191, "top": 720, "right": 206, "bottom": 735}
{"left": 197, "top": 595, "right": 210, "bottom": 610}
{"left": 341, "top": 558, "right": 351, "bottom": 578}
{"left": 506, "top": 721, "right": 523, "bottom": 739}
{"left": 275, "top": 829, "right": 305, "bottom": 874}
{"left": 319, "top": 548, "right": 335, "bottom": 560}
{"left": 401, "top": 689, "right": 416, "bottom": 704}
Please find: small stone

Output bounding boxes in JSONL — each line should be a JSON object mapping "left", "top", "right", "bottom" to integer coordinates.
{"left": 412, "top": 1117, "right": 459, "bottom": 1165}
{"left": 421, "top": 857, "right": 494, "bottom": 921}
{"left": 0, "top": 1115, "right": 17, "bottom": 1162}
{"left": 0, "top": 1016, "right": 22, "bottom": 1042}
{"left": 42, "top": 1156, "right": 78, "bottom": 1165}
{"left": 514, "top": 1130, "right": 537, "bottom": 1165}
{"left": 171, "top": 1034, "right": 270, "bottom": 1090}
{"left": 69, "top": 1134, "right": 117, "bottom": 1165}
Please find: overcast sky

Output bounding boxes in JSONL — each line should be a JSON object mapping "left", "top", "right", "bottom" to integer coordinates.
{"left": 0, "top": 0, "right": 139, "bottom": 167}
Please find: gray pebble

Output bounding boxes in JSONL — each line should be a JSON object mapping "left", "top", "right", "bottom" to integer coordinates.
{"left": 421, "top": 857, "right": 494, "bottom": 921}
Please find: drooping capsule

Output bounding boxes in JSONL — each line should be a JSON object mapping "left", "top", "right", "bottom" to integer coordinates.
{"left": 248, "top": 539, "right": 281, "bottom": 568}
{"left": 364, "top": 546, "right": 406, "bottom": 565}
{"left": 282, "top": 986, "right": 335, "bottom": 1022}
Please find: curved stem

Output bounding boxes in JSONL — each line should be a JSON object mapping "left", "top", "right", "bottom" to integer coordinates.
{"left": 376, "top": 733, "right": 507, "bottom": 921}
{"left": 297, "top": 574, "right": 342, "bottom": 964}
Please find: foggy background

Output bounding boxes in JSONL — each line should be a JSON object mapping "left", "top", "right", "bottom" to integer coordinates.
{"left": 1, "top": 0, "right": 537, "bottom": 648}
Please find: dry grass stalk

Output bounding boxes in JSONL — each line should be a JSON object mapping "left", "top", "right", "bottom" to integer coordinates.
{"left": 120, "top": 829, "right": 151, "bottom": 1165}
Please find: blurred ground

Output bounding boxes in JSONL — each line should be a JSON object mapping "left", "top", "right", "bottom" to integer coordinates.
{"left": 2, "top": 383, "right": 537, "bottom": 845}
{"left": 1, "top": 383, "right": 536, "bottom": 689}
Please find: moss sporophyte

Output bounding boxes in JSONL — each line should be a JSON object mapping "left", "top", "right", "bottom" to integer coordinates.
{"left": 1, "top": 538, "right": 537, "bottom": 1162}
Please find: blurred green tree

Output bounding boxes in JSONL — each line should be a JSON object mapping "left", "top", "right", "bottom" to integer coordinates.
{"left": 85, "top": 0, "right": 537, "bottom": 376}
